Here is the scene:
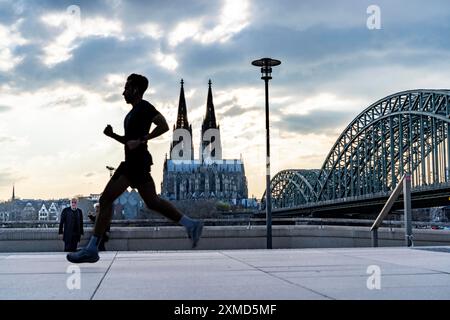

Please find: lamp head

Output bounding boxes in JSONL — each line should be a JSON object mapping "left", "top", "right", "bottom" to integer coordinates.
{"left": 251, "top": 58, "right": 281, "bottom": 80}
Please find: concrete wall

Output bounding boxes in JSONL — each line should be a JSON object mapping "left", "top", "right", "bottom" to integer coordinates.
{"left": 0, "top": 225, "right": 449, "bottom": 252}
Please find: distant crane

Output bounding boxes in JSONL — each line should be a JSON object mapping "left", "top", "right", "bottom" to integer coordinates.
{"left": 106, "top": 166, "right": 115, "bottom": 178}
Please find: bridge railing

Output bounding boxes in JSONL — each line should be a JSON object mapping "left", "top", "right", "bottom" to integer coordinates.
{"left": 270, "top": 180, "right": 450, "bottom": 213}
{"left": 1, "top": 216, "right": 449, "bottom": 230}
{"left": 371, "top": 173, "right": 413, "bottom": 247}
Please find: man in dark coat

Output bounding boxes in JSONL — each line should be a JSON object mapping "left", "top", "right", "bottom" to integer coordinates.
{"left": 59, "top": 198, "right": 84, "bottom": 252}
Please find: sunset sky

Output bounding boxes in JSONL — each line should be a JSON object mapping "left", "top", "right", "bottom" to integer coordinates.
{"left": 1, "top": 0, "right": 450, "bottom": 201}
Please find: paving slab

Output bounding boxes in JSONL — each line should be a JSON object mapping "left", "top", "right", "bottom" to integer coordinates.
{"left": 0, "top": 247, "right": 449, "bottom": 300}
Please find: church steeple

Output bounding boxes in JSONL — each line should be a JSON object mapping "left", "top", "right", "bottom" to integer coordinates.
{"left": 175, "top": 79, "right": 190, "bottom": 130}
{"left": 11, "top": 185, "right": 15, "bottom": 202}
{"left": 200, "top": 80, "right": 222, "bottom": 162}
{"left": 202, "top": 79, "right": 218, "bottom": 132}
{"left": 170, "top": 79, "right": 194, "bottom": 160}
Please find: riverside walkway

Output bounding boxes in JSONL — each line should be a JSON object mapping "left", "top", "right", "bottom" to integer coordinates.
{"left": 1, "top": 246, "right": 450, "bottom": 300}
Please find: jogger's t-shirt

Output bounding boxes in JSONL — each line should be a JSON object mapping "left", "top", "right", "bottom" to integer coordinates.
{"left": 123, "top": 99, "right": 159, "bottom": 165}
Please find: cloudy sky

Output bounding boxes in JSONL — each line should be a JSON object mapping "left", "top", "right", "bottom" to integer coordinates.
{"left": 1, "top": 0, "right": 450, "bottom": 201}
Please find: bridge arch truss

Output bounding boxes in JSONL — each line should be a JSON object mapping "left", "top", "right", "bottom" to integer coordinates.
{"left": 266, "top": 90, "right": 450, "bottom": 209}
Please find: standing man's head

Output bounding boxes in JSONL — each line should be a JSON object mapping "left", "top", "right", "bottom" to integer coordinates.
{"left": 70, "top": 198, "right": 78, "bottom": 210}
{"left": 123, "top": 73, "right": 148, "bottom": 104}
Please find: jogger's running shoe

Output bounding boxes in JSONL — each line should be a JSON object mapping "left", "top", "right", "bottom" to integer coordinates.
{"left": 187, "top": 220, "right": 204, "bottom": 248}
{"left": 67, "top": 248, "right": 99, "bottom": 264}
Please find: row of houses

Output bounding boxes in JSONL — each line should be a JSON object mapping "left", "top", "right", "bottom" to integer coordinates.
{"left": 1, "top": 201, "right": 70, "bottom": 222}
{"left": 0, "top": 191, "right": 144, "bottom": 222}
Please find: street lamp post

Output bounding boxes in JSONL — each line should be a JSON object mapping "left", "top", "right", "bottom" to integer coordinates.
{"left": 252, "top": 57, "right": 281, "bottom": 249}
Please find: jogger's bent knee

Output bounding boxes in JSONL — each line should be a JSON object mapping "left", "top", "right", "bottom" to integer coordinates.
{"left": 144, "top": 198, "right": 162, "bottom": 210}
{"left": 99, "top": 195, "right": 114, "bottom": 207}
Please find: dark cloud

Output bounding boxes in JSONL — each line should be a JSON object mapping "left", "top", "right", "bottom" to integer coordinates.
{"left": 219, "top": 105, "right": 260, "bottom": 118}
{"left": 114, "top": 0, "right": 222, "bottom": 31}
{"left": 1, "top": 1, "right": 442, "bottom": 104}
{"left": 0, "top": 0, "right": 24, "bottom": 24}
{"left": 216, "top": 97, "right": 238, "bottom": 109}
{"left": 10, "top": 36, "right": 179, "bottom": 100}
{"left": 3, "top": 0, "right": 450, "bottom": 125}
{"left": 252, "top": 0, "right": 450, "bottom": 31}
{"left": 276, "top": 109, "right": 356, "bottom": 135}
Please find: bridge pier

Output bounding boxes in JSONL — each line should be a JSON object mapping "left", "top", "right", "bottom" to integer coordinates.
{"left": 371, "top": 228, "right": 378, "bottom": 247}
{"left": 404, "top": 174, "right": 413, "bottom": 247}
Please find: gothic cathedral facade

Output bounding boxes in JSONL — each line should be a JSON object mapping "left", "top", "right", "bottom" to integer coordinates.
{"left": 161, "top": 80, "right": 248, "bottom": 201}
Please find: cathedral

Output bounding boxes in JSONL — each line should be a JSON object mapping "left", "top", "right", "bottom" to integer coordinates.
{"left": 161, "top": 80, "right": 248, "bottom": 201}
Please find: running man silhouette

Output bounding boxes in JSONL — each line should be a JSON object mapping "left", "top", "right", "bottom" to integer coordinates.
{"left": 67, "top": 74, "right": 203, "bottom": 263}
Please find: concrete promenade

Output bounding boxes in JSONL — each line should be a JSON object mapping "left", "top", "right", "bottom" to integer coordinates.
{"left": 1, "top": 246, "right": 450, "bottom": 300}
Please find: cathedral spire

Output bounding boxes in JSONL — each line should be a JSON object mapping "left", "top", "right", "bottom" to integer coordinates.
{"left": 171, "top": 79, "right": 194, "bottom": 160}
{"left": 12, "top": 185, "right": 15, "bottom": 202}
{"left": 202, "top": 79, "right": 218, "bottom": 132}
{"left": 176, "top": 79, "right": 190, "bottom": 129}
{"left": 200, "top": 80, "right": 222, "bottom": 162}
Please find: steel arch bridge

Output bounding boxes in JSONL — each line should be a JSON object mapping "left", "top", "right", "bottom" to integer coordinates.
{"left": 265, "top": 89, "right": 450, "bottom": 210}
